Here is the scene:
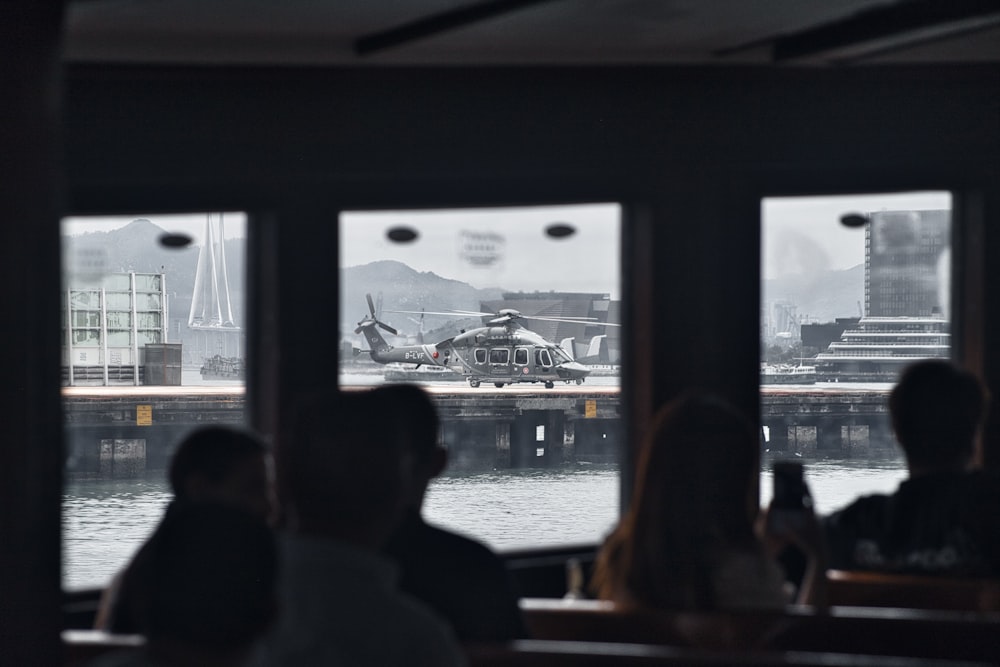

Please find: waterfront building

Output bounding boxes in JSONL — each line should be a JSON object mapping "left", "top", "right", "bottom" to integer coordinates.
{"left": 815, "top": 210, "right": 950, "bottom": 382}
{"left": 62, "top": 272, "right": 175, "bottom": 386}
{"left": 814, "top": 315, "right": 950, "bottom": 382}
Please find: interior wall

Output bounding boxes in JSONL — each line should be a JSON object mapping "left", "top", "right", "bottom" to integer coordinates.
{"left": 63, "top": 64, "right": 1000, "bottom": 461}
{"left": 1, "top": 3, "right": 66, "bottom": 664}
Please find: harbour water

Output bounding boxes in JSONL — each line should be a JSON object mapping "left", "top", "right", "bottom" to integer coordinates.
{"left": 63, "top": 458, "right": 906, "bottom": 590}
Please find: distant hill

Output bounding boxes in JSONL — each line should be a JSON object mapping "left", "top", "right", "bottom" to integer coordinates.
{"left": 763, "top": 264, "right": 864, "bottom": 324}
{"left": 62, "top": 218, "right": 246, "bottom": 363}
{"left": 341, "top": 260, "right": 504, "bottom": 343}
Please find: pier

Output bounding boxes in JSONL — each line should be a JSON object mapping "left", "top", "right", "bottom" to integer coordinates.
{"left": 63, "top": 384, "right": 896, "bottom": 478}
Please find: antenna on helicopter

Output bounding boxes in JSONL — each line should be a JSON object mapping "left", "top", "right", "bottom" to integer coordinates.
{"left": 355, "top": 293, "right": 398, "bottom": 336}
{"left": 407, "top": 310, "right": 426, "bottom": 344}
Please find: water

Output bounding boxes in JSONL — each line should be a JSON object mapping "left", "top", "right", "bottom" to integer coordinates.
{"left": 63, "top": 459, "right": 907, "bottom": 590}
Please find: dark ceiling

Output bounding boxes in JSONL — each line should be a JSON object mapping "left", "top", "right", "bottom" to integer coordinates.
{"left": 63, "top": 0, "right": 1000, "bottom": 66}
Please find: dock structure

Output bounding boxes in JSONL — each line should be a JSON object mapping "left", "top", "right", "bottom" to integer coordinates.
{"left": 760, "top": 386, "right": 895, "bottom": 457}
{"left": 63, "top": 386, "right": 900, "bottom": 478}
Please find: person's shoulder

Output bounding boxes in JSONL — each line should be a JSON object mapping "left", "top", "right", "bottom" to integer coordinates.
{"left": 713, "top": 548, "right": 789, "bottom": 610}
{"left": 405, "top": 519, "right": 506, "bottom": 565}
{"left": 425, "top": 521, "right": 498, "bottom": 551}
{"left": 825, "top": 492, "right": 891, "bottom": 527}
{"left": 387, "top": 591, "right": 467, "bottom": 664}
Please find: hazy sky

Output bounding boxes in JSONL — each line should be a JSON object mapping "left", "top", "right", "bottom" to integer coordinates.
{"left": 762, "top": 191, "right": 951, "bottom": 279}
{"left": 61, "top": 191, "right": 953, "bottom": 291}
{"left": 62, "top": 212, "right": 247, "bottom": 247}
{"left": 341, "top": 204, "right": 622, "bottom": 296}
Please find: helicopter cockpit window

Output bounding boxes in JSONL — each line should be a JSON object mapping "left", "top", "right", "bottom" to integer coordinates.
{"left": 489, "top": 348, "right": 510, "bottom": 364}
{"left": 550, "top": 346, "right": 572, "bottom": 363}
{"left": 339, "top": 204, "right": 621, "bottom": 552}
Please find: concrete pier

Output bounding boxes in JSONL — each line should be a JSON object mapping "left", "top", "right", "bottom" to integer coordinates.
{"left": 63, "top": 384, "right": 899, "bottom": 478}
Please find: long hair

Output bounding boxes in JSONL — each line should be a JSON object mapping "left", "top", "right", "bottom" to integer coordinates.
{"left": 592, "top": 392, "right": 759, "bottom": 609}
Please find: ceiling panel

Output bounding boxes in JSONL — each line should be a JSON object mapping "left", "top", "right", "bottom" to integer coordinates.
{"left": 63, "top": 0, "right": 1000, "bottom": 66}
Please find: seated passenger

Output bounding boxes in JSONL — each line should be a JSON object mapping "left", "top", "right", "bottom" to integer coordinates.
{"left": 250, "top": 391, "right": 465, "bottom": 667}
{"left": 591, "top": 391, "right": 826, "bottom": 610}
{"left": 88, "top": 502, "right": 277, "bottom": 667}
{"left": 96, "top": 425, "right": 273, "bottom": 633}
{"left": 824, "top": 360, "right": 1000, "bottom": 575}
{"left": 378, "top": 384, "right": 527, "bottom": 641}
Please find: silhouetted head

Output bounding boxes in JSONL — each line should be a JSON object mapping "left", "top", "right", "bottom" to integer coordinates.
{"left": 374, "top": 383, "right": 447, "bottom": 509}
{"left": 632, "top": 391, "right": 758, "bottom": 543}
{"left": 282, "top": 390, "right": 411, "bottom": 545}
{"left": 890, "top": 360, "right": 988, "bottom": 474}
{"left": 168, "top": 426, "right": 273, "bottom": 521}
{"left": 593, "top": 391, "right": 758, "bottom": 608}
{"left": 140, "top": 503, "right": 276, "bottom": 654}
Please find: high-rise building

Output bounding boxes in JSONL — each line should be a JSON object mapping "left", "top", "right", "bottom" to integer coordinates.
{"left": 814, "top": 210, "right": 950, "bottom": 382}
{"left": 866, "top": 210, "right": 950, "bottom": 318}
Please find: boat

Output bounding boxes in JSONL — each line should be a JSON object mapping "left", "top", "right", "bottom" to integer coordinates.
{"left": 383, "top": 363, "right": 462, "bottom": 382}
{"left": 199, "top": 355, "right": 245, "bottom": 380}
{"left": 760, "top": 364, "right": 817, "bottom": 385}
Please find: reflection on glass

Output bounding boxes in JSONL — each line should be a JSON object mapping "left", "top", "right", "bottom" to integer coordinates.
{"left": 760, "top": 192, "right": 952, "bottom": 511}
{"left": 340, "top": 204, "right": 622, "bottom": 551}
{"left": 61, "top": 212, "right": 247, "bottom": 589}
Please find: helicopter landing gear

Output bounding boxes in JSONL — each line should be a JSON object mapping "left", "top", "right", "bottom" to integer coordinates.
{"left": 469, "top": 379, "right": 480, "bottom": 388}
{"left": 544, "top": 381, "right": 554, "bottom": 389}
{"left": 576, "top": 379, "right": 584, "bottom": 385}
{"left": 494, "top": 382, "right": 505, "bottom": 388}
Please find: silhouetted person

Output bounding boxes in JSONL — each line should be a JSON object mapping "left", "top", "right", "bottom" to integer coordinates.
{"left": 88, "top": 503, "right": 277, "bottom": 667}
{"left": 378, "top": 384, "right": 526, "bottom": 641}
{"left": 251, "top": 391, "right": 465, "bottom": 666}
{"left": 96, "top": 425, "right": 273, "bottom": 633}
{"left": 591, "top": 392, "right": 826, "bottom": 610}
{"left": 825, "top": 360, "right": 1000, "bottom": 575}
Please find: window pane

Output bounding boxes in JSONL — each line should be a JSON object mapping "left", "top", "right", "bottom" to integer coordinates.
{"left": 105, "top": 293, "right": 132, "bottom": 311}
{"left": 760, "top": 192, "right": 951, "bottom": 512}
{"left": 61, "top": 212, "right": 247, "bottom": 590}
{"left": 340, "top": 204, "right": 622, "bottom": 551}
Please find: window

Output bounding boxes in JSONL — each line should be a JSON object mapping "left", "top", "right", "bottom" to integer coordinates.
{"left": 340, "top": 204, "right": 622, "bottom": 551}
{"left": 61, "top": 212, "right": 247, "bottom": 590}
{"left": 760, "top": 192, "right": 951, "bottom": 512}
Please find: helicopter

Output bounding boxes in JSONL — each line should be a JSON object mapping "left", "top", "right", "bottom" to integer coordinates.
{"left": 354, "top": 293, "right": 617, "bottom": 388}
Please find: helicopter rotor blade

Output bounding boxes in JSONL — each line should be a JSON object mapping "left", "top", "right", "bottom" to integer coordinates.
{"left": 520, "top": 314, "right": 621, "bottom": 327}
{"left": 366, "top": 293, "right": 376, "bottom": 317}
{"left": 378, "top": 321, "right": 398, "bottom": 335}
{"left": 522, "top": 314, "right": 595, "bottom": 323}
{"left": 387, "top": 308, "right": 493, "bottom": 317}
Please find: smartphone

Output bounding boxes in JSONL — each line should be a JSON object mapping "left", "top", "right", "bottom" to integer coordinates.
{"left": 771, "top": 460, "right": 812, "bottom": 511}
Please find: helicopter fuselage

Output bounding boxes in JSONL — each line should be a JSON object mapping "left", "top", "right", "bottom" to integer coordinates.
{"left": 360, "top": 322, "right": 589, "bottom": 388}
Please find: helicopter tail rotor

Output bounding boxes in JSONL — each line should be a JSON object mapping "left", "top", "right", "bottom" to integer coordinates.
{"left": 356, "top": 293, "right": 399, "bottom": 335}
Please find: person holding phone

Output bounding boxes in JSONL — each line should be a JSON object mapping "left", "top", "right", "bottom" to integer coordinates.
{"left": 761, "top": 461, "right": 829, "bottom": 608}
{"left": 591, "top": 391, "right": 827, "bottom": 611}
{"left": 824, "top": 360, "right": 999, "bottom": 575}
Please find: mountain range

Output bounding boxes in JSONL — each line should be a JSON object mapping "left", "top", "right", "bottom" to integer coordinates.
{"left": 62, "top": 219, "right": 864, "bottom": 352}
{"left": 763, "top": 264, "right": 865, "bottom": 325}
